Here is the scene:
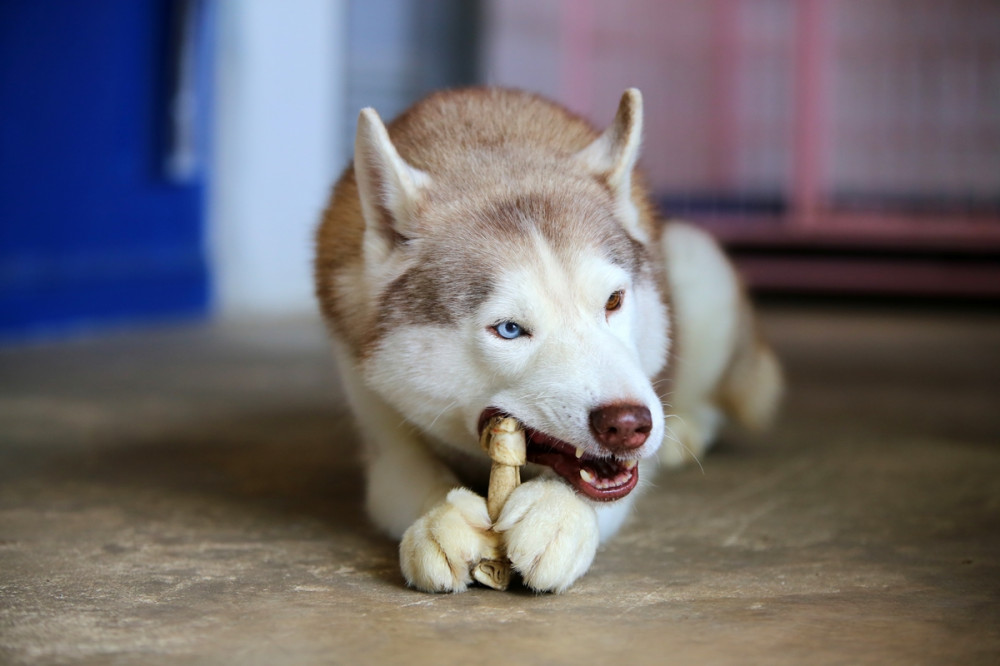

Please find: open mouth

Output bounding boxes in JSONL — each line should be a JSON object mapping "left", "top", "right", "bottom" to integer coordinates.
{"left": 478, "top": 409, "right": 639, "bottom": 501}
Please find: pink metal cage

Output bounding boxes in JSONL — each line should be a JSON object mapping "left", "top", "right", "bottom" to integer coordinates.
{"left": 484, "top": 0, "right": 1000, "bottom": 297}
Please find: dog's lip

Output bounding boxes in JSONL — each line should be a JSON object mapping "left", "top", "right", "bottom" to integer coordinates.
{"left": 477, "top": 408, "right": 639, "bottom": 502}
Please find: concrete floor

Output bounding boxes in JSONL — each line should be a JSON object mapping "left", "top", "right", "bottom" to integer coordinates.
{"left": 1, "top": 305, "right": 998, "bottom": 665}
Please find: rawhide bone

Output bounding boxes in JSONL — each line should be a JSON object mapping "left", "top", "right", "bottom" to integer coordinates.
{"left": 472, "top": 416, "right": 526, "bottom": 590}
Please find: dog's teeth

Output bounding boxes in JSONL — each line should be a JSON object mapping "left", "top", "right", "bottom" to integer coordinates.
{"left": 579, "top": 469, "right": 596, "bottom": 484}
{"left": 575, "top": 447, "right": 585, "bottom": 459}
{"left": 624, "top": 459, "right": 637, "bottom": 470}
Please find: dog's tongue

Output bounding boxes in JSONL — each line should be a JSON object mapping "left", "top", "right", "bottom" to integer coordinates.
{"left": 528, "top": 440, "right": 638, "bottom": 502}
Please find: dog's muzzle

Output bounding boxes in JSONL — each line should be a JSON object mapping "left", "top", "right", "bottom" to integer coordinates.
{"left": 478, "top": 408, "right": 642, "bottom": 501}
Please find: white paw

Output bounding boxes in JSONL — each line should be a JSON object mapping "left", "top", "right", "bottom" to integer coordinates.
{"left": 399, "top": 488, "right": 499, "bottom": 593}
{"left": 495, "top": 479, "right": 599, "bottom": 593}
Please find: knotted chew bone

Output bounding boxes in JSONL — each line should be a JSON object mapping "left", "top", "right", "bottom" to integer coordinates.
{"left": 472, "top": 416, "right": 526, "bottom": 590}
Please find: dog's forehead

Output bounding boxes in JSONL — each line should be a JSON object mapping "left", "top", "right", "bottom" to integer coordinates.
{"left": 486, "top": 237, "right": 627, "bottom": 322}
{"left": 376, "top": 187, "right": 645, "bottom": 332}
{"left": 433, "top": 186, "right": 643, "bottom": 274}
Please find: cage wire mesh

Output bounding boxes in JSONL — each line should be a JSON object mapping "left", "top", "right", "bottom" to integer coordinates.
{"left": 486, "top": 0, "right": 1000, "bottom": 236}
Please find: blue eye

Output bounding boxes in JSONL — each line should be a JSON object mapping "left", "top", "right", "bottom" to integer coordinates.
{"left": 494, "top": 321, "right": 526, "bottom": 339}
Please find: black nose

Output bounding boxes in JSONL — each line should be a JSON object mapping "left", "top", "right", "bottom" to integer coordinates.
{"left": 589, "top": 404, "right": 652, "bottom": 453}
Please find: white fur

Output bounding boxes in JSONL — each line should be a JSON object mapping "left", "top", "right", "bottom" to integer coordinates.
{"left": 660, "top": 221, "right": 741, "bottom": 464}
{"left": 494, "top": 479, "right": 599, "bottom": 592}
{"left": 358, "top": 230, "right": 668, "bottom": 591}
{"left": 399, "top": 487, "right": 497, "bottom": 593}
{"left": 347, "top": 218, "right": 769, "bottom": 591}
{"left": 465, "top": 234, "right": 668, "bottom": 459}
{"left": 332, "top": 340, "right": 460, "bottom": 537}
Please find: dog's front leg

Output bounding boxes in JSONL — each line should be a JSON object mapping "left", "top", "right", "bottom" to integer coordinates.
{"left": 336, "top": 354, "right": 497, "bottom": 593}
{"left": 362, "top": 413, "right": 501, "bottom": 593}
{"left": 365, "top": 417, "right": 505, "bottom": 593}
{"left": 494, "top": 477, "right": 600, "bottom": 593}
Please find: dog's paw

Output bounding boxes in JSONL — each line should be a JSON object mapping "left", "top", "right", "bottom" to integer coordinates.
{"left": 399, "top": 487, "right": 499, "bottom": 593}
{"left": 495, "top": 479, "right": 599, "bottom": 593}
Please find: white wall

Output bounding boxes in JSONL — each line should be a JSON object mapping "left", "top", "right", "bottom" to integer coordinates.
{"left": 209, "top": 0, "right": 347, "bottom": 317}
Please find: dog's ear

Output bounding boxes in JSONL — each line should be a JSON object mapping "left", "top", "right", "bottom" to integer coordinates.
{"left": 354, "top": 108, "right": 430, "bottom": 254}
{"left": 575, "top": 89, "right": 647, "bottom": 241}
{"left": 576, "top": 88, "right": 643, "bottom": 192}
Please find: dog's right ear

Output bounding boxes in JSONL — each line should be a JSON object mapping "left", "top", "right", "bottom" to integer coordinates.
{"left": 354, "top": 108, "right": 430, "bottom": 256}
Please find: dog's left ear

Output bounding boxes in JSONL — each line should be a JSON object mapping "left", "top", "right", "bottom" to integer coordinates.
{"left": 575, "top": 89, "right": 647, "bottom": 241}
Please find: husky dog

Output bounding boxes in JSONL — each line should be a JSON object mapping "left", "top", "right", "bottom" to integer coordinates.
{"left": 314, "top": 88, "right": 781, "bottom": 593}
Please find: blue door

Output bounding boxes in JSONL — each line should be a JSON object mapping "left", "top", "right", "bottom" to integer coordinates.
{"left": 0, "top": 0, "right": 210, "bottom": 340}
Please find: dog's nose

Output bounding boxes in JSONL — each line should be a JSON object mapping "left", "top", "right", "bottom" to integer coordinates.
{"left": 589, "top": 404, "right": 652, "bottom": 452}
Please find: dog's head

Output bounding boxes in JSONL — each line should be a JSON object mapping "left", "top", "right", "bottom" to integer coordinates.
{"left": 353, "top": 89, "right": 671, "bottom": 501}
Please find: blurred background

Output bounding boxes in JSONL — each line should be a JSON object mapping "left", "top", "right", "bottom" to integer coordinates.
{"left": 2, "top": 0, "right": 998, "bottom": 342}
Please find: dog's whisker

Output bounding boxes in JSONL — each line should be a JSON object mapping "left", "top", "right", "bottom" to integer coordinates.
{"left": 663, "top": 420, "right": 705, "bottom": 475}
{"left": 426, "top": 400, "right": 459, "bottom": 430}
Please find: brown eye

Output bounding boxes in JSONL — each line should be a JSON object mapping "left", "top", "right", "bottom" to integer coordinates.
{"left": 605, "top": 290, "right": 624, "bottom": 312}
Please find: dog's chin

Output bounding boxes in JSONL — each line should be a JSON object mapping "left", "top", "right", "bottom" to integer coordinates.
{"left": 478, "top": 408, "right": 640, "bottom": 502}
